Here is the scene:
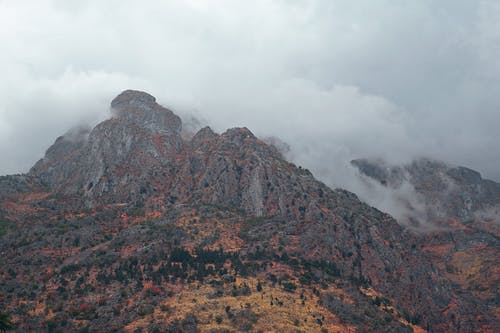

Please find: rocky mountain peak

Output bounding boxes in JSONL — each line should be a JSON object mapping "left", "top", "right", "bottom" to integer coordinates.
{"left": 111, "top": 89, "right": 157, "bottom": 108}
{"left": 110, "top": 89, "right": 182, "bottom": 135}
{"left": 191, "top": 126, "right": 218, "bottom": 149}
{"left": 2, "top": 91, "right": 498, "bottom": 332}
{"left": 219, "top": 126, "right": 257, "bottom": 144}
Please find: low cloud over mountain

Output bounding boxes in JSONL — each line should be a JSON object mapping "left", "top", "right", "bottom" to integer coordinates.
{"left": 1, "top": 1, "right": 500, "bottom": 187}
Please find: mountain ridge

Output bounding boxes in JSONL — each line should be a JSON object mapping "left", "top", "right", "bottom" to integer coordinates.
{"left": 351, "top": 157, "right": 500, "bottom": 226}
{"left": 0, "top": 90, "right": 497, "bottom": 332}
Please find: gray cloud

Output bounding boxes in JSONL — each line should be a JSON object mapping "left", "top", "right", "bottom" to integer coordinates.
{"left": 1, "top": 0, "right": 499, "bottom": 195}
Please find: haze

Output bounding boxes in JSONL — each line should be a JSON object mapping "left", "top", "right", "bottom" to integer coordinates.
{"left": 1, "top": 0, "right": 499, "bottom": 192}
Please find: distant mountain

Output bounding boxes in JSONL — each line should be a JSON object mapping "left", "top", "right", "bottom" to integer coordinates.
{"left": 351, "top": 158, "right": 500, "bottom": 226}
{"left": 0, "top": 91, "right": 497, "bottom": 332}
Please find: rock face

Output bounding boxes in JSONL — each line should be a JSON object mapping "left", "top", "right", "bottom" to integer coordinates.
{"left": 31, "top": 90, "right": 185, "bottom": 206}
{"left": 0, "top": 91, "right": 497, "bottom": 332}
{"left": 30, "top": 90, "right": 310, "bottom": 218}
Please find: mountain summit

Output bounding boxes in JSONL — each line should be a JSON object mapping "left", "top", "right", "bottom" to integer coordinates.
{"left": 0, "top": 91, "right": 497, "bottom": 332}
{"left": 30, "top": 90, "right": 293, "bottom": 217}
{"left": 110, "top": 90, "right": 182, "bottom": 135}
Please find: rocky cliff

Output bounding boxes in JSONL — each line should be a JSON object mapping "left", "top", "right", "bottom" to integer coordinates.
{"left": 0, "top": 91, "right": 497, "bottom": 332}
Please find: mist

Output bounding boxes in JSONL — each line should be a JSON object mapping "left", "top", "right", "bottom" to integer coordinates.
{"left": 1, "top": 1, "right": 500, "bottom": 198}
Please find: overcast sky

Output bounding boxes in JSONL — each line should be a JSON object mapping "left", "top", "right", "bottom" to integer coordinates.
{"left": 1, "top": 0, "right": 500, "bottom": 189}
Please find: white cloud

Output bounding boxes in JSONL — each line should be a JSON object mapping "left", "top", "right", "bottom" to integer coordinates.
{"left": 0, "top": 0, "right": 499, "bottom": 187}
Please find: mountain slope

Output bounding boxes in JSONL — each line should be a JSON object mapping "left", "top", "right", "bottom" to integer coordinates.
{"left": 352, "top": 157, "right": 500, "bottom": 328}
{"left": 0, "top": 91, "right": 497, "bottom": 332}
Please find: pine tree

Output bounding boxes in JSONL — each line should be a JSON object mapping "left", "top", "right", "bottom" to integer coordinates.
{"left": 0, "top": 311, "right": 14, "bottom": 332}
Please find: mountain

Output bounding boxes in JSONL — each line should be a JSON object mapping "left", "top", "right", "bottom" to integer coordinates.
{"left": 352, "top": 157, "right": 500, "bottom": 328}
{"left": 0, "top": 90, "right": 497, "bottom": 332}
{"left": 351, "top": 158, "right": 500, "bottom": 226}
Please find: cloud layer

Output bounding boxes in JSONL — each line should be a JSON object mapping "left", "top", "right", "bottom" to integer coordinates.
{"left": 1, "top": 0, "right": 499, "bottom": 193}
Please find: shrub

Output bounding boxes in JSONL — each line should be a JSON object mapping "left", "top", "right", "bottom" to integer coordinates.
{"left": 282, "top": 281, "right": 297, "bottom": 292}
